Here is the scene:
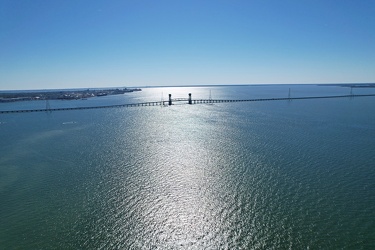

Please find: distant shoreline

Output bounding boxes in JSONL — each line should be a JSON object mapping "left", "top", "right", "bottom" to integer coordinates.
{"left": 1, "top": 83, "right": 374, "bottom": 92}
{"left": 0, "top": 88, "right": 141, "bottom": 103}
{"left": 317, "top": 83, "right": 375, "bottom": 88}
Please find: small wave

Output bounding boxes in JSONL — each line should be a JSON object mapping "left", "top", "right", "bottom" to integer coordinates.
{"left": 62, "top": 121, "right": 77, "bottom": 125}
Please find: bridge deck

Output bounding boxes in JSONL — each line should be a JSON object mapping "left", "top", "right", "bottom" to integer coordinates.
{"left": 1, "top": 94, "right": 374, "bottom": 114}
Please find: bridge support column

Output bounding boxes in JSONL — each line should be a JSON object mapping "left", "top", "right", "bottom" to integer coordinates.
{"left": 188, "top": 93, "right": 192, "bottom": 104}
{"left": 168, "top": 94, "right": 172, "bottom": 105}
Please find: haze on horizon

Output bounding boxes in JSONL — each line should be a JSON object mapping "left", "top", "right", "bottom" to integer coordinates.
{"left": 1, "top": 0, "right": 374, "bottom": 90}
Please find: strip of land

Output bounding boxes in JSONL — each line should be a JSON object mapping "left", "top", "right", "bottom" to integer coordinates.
{"left": 0, "top": 88, "right": 141, "bottom": 102}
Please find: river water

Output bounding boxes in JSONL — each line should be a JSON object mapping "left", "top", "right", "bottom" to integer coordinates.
{"left": 1, "top": 84, "right": 375, "bottom": 249}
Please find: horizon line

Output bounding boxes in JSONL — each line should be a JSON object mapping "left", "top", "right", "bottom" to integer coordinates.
{"left": 1, "top": 82, "right": 374, "bottom": 92}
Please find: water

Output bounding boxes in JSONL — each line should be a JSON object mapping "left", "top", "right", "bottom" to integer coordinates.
{"left": 1, "top": 84, "right": 375, "bottom": 249}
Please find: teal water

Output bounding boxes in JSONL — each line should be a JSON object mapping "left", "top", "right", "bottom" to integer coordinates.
{"left": 1, "top": 85, "right": 375, "bottom": 249}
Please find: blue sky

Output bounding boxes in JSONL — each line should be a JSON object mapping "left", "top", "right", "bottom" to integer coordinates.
{"left": 1, "top": 0, "right": 374, "bottom": 90}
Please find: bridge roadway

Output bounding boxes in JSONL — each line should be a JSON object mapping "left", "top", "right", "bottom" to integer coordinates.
{"left": 1, "top": 94, "right": 375, "bottom": 114}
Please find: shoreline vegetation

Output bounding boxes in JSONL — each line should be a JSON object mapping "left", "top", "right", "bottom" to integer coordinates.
{"left": 318, "top": 83, "right": 375, "bottom": 88}
{"left": 0, "top": 88, "right": 141, "bottom": 103}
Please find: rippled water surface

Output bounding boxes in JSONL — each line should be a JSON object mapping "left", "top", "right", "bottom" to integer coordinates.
{"left": 1, "top": 85, "right": 375, "bottom": 249}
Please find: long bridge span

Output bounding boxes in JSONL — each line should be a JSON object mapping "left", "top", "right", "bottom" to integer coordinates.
{"left": 1, "top": 93, "right": 375, "bottom": 114}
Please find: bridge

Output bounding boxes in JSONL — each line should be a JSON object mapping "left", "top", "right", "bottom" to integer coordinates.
{"left": 1, "top": 93, "right": 375, "bottom": 114}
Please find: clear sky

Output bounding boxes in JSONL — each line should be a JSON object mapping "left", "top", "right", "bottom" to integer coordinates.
{"left": 1, "top": 0, "right": 374, "bottom": 90}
